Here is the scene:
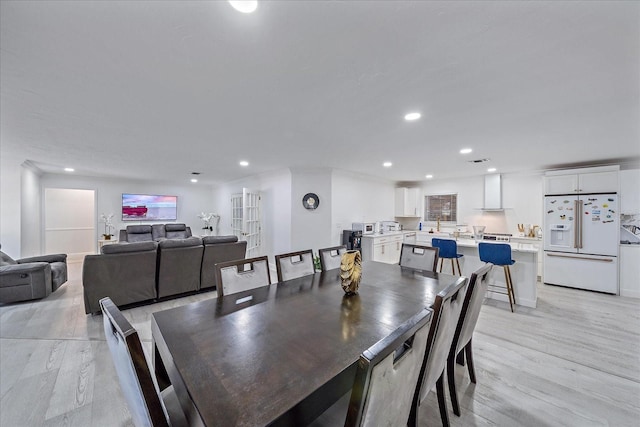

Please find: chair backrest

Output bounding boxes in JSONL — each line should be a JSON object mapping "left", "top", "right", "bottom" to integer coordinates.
{"left": 414, "top": 276, "right": 468, "bottom": 405}
{"left": 215, "top": 256, "right": 271, "bottom": 297}
{"left": 451, "top": 263, "right": 492, "bottom": 357}
{"left": 275, "top": 249, "right": 315, "bottom": 281}
{"left": 318, "top": 245, "right": 347, "bottom": 271}
{"left": 431, "top": 238, "right": 458, "bottom": 259}
{"left": 100, "top": 297, "right": 169, "bottom": 427}
{"left": 399, "top": 244, "right": 439, "bottom": 272}
{"left": 346, "top": 308, "right": 433, "bottom": 426}
{"left": 165, "top": 223, "right": 192, "bottom": 239}
{"left": 478, "top": 242, "right": 512, "bottom": 265}
{"left": 125, "top": 225, "right": 153, "bottom": 243}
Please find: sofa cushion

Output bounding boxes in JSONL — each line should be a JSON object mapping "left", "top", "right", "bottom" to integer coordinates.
{"left": 165, "top": 223, "right": 187, "bottom": 232}
{"left": 158, "top": 237, "right": 202, "bottom": 249}
{"left": 165, "top": 224, "right": 191, "bottom": 239}
{"left": 102, "top": 241, "right": 158, "bottom": 255}
{"left": 151, "top": 224, "right": 166, "bottom": 240}
{"left": 126, "top": 225, "right": 153, "bottom": 242}
{"left": 0, "top": 251, "right": 17, "bottom": 266}
{"left": 202, "top": 235, "right": 238, "bottom": 245}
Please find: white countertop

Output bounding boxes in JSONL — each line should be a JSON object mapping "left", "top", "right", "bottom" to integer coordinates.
{"left": 454, "top": 239, "right": 539, "bottom": 253}
{"left": 361, "top": 232, "right": 405, "bottom": 238}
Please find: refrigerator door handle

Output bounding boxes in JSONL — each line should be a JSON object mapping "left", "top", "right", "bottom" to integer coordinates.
{"left": 578, "top": 199, "right": 584, "bottom": 249}
{"left": 546, "top": 253, "right": 614, "bottom": 262}
{"left": 574, "top": 200, "right": 580, "bottom": 248}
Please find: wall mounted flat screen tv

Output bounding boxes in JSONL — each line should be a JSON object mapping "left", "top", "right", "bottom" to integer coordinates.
{"left": 122, "top": 194, "right": 177, "bottom": 221}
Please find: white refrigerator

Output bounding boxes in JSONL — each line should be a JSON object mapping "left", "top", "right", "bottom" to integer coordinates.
{"left": 543, "top": 193, "right": 619, "bottom": 294}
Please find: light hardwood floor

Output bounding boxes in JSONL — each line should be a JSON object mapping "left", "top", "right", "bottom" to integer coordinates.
{"left": 1, "top": 260, "right": 638, "bottom": 426}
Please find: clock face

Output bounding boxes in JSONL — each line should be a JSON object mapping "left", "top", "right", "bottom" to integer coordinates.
{"left": 302, "top": 193, "right": 320, "bottom": 210}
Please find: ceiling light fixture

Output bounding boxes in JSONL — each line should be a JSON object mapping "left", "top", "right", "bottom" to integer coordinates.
{"left": 64, "top": 167, "right": 74, "bottom": 172}
{"left": 487, "top": 167, "right": 497, "bottom": 172}
{"left": 191, "top": 178, "right": 198, "bottom": 183}
{"left": 460, "top": 148, "right": 472, "bottom": 154}
{"left": 404, "top": 112, "right": 421, "bottom": 121}
{"left": 383, "top": 162, "right": 392, "bottom": 167}
{"left": 425, "top": 174, "right": 433, "bottom": 179}
{"left": 229, "top": 0, "right": 258, "bottom": 13}
{"left": 239, "top": 160, "right": 249, "bottom": 167}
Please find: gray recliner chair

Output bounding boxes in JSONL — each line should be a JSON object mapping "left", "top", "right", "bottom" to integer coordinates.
{"left": 156, "top": 237, "right": 203, "bottom": 298}
{"left": 0, "top": 246, "right": 68, "bottom": 303}
{"left": 119, "top": 225, "right": 153, "bottom": 242}
{"left": 200, "top": 236, "right": 247, "bottom": 290}
{"left": 82, "top": 241, "right": 159, "bottom": 314}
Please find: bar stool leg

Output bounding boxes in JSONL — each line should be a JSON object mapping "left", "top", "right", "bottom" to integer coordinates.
{"left": 450, "top": 259, "right": 455, "bottom": 275}
{"left": 438, "top": 258, "right": 444, "bottom": 273}
{"left": 455, "top": 258, "right": 462, "bottom": 276}
{"left": 503, "top": 266, "right": 514, "bottom": 312}
{"left": 506, "top": 265, "right": 515, "bottom": 306}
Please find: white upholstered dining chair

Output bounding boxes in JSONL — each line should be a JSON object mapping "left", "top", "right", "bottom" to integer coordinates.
{"left": 275, "top": 249, "right": 315, "bottom": 281}
{"left": 214, "top": 256, "right": 271, "bottom": 297}
{"left": 318, "top": 245, "right": 347, "bottom": 271}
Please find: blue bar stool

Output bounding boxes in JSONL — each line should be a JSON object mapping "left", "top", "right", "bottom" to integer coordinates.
{"left": 478, "top": 242, "right": 516, "bottom": 312}
{"left": 431, "top": 238, "right": 464, "bottom": 276}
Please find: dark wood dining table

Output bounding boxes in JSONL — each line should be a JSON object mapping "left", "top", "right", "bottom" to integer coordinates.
{"left": 151, "top": 261, "right": 461, "bottom": 427}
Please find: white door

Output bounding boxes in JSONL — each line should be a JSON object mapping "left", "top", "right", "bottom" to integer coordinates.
{"left": 579, "top": 194, "right": 619, "bottom": 256}
{"left": 44, "top": 188, "right": 95, "bottom": 260}
{"left": 231, "top": 188, "right": 262, "bottom": 258}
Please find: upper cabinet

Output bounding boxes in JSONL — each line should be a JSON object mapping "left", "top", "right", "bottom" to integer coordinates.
{"left": 395, "top": 187, "right": 421, "bottom": 217}
{"left": 544, "top": 167, "right": 619, "bottom": 195}
{"left": 620, "top": 169, "right": 640, "bottom": 214}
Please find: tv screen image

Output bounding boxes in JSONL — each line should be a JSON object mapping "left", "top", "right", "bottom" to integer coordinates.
{"left": 122, "top": 194, "right": 177, "bottom": 221}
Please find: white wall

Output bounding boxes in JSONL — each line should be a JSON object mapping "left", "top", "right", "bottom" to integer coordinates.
{"left": 331, "top": 170, "right": 396, "bottom": 245}
{"left": 291, "top": 168, "right": 333, "bottom": 252}
{"left": 420, "top": 172, "right": 544, "bottom": 235}
{"left": 1, "top": 153, "right": 24, "bottom": 256}
{"left": 20, "top": 163, "right": 42, "bottom": 257}
{"left": 213, "top": 169, "right": 293, "bottom": 262}
{"left": 41, "top": 173, "right": 214, "bottom": 250}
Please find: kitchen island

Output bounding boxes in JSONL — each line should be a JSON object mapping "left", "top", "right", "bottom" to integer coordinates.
{"left": 437, "top": 239, "right": 538, "bottom": 308}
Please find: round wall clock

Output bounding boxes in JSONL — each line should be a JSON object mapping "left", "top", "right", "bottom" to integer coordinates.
{"left": 302, "top": 193, "right": 320, "bottom": 210}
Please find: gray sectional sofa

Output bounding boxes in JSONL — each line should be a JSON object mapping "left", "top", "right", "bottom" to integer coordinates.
{"left": 118, "top": 223, "right": 192, "bottom": 242}
{"left": 82, "top": 234, "right": 246, "bottom": 314}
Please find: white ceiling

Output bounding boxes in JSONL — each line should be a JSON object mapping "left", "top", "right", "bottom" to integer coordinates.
{"left": 1, "top": 1, "right": 639, "bottom": 186}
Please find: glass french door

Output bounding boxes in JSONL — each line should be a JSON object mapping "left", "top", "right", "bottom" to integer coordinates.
{"left": 231, "top": 188, "right": 262, "bottom": 257}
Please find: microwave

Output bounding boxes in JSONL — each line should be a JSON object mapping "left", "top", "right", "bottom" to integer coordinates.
{"left": 352, "top": 222, "right": 375, "bottom": 235}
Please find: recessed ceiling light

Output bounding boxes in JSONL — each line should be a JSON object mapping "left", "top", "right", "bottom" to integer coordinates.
{"left": 425, "top": 174, "right": 433, "bottom": 179}
{"left": 229, "top": 0, "right": 258, "bottom": 13}
{"left": 64, "top": 167, "right": 74, "bottom": 172}
{"left": 404, "top": 112, "right": 421, "bottom": 121}
{"left": 190, "top": 178, "right": 198, "bottom": 183}
{"left": 460, "top": 148, "right": 472, "bottom": 154}
{"left": 239, "top": 160, "right": 249, "bottom": 167}
{"left": 487, "top": 168, "right": 497, "bottom": 173}
{"left": 383, "top": 162, "right": 393, "bottom": 167}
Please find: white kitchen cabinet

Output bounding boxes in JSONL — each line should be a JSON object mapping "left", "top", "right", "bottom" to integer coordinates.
{"left": 395, "top": 187, "right": 421, "bottom": 217}
{"left": 362, "top": 234, "right": 403, "bottom": 264}
{"left": 620, "top": 169, "right": 640, "bottom": 214}
{"left": 619, "top": 245, "right": 640, "bottom": 298}
{"left": 510, "top": 237, "right": 543, "bottom": 278}
{"left": 544, "top": 168, "right": 619, "bottom": 195}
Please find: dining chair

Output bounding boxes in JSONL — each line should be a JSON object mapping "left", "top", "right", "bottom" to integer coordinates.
{"left": 410, "top": 276, "right": 469, "bottom": 427}
{"left": 318, "top": 245, "right": 347, "bottom": 271}
{"left": 447, "top": 263, "right": 492, "bottom": 417}
{"left": 100, "top": 297, "right": 187, "bottom": 427}
{"left": 214, "top": 256, "right": 271, "bottom": 297}
{"left": 275, "top": 249, "right": 315, "bottom": 281}
{"left": 431, "top": 238, "right": 464, "bottom": 275}
{"left": 309, "top": 307, "right": 434, "bottom": 426}
{"left": 399, "top": 243, "right": 439, "bottom": 272}
{"left": 478, "top": 242, "right": 516, "bottom": 312}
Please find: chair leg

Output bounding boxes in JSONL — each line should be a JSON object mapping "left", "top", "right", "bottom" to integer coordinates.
{"left": 503, "top": 266, "right": 514, "bottom": 312}
{"left": 450, "top": 258, "right": 455, "bottom": 275}
{"left": 438, "top": 258, "right": 444, "bottom": 273}
{"left": 455, "top": 258, "right": 462, "bottom": 276}
{"left": 465, "top": 340, "right": 476, "bottom": 384}
{"left": 456, "top": 350, "right": 465, "bottom": 366}
{"left": 447, "top": 355, "right": 461, "bottom": 416}
{"left": 506, "top": 265, "right": 515, "bottom": 303}
{"left": 436, "top": 373, "right": 450, "bottom": 427}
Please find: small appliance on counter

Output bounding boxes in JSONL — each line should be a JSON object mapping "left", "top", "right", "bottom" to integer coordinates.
{"left": 343, "top": 230, "right": 363, "bottom": 252}
{"left": 472, "top": 225, "right": 486, "bottom": 241}
{"left": 482, "top": 232, "right": 512, "bottom": 242}
{"left": 380, "top": 221, "right": 401, "bottom": 233}
{"left": 352, "top": 222, "right": 375, "bottom": 235}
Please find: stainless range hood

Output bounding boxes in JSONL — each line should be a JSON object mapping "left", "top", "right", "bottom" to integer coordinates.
{"left": 480, "top": 174, "right": 504, "bottom": 211}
